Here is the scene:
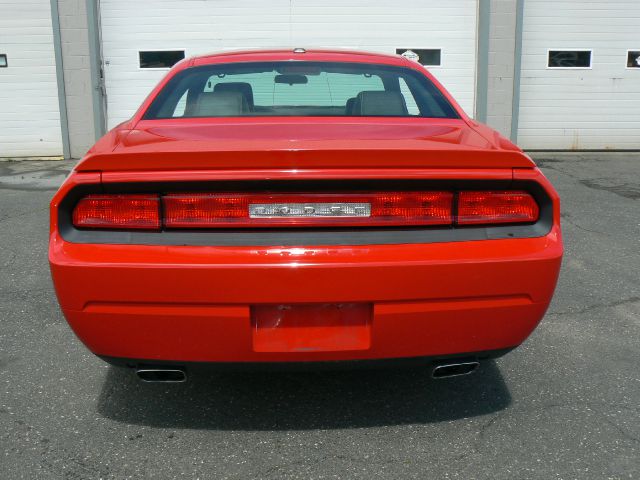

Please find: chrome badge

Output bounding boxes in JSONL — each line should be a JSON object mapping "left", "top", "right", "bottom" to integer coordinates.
{"left": 249, "top": 202, "right": 371, "bottom": 218}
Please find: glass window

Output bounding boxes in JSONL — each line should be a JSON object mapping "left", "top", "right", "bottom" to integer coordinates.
{"left": 548, "top": 50, "right": 592, "bottom": 68}
{"left": 206, "top": 71, "right": 384, "bottom": 107}
{"left": 139, "top": 50, "right": 185, "bottom": 69}
{"left": 396, "top": 49, "right": 442, "bottom": 67}
{"left": 172, "top": 90, "right": 188, "bottom": 117}
{"left": 399, "top": 78, "right": 420, "bottom": 115}
{"left": 627, "top": 51, "right": 640, "bottom": 69}
{"left": 144, "top": 61, "right": 459, "bottom": 119}
{"left": 0, "top": 54, "right": 7, "bottom": 68}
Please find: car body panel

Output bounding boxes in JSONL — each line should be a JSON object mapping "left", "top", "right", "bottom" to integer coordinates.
{"left": 51, "top": 228, "right": 561, "bottom": 362}
{"left": 76, "top": 118, "right": 533, "bottom": 172}
{"left": 49, "top": 49, "right": 563, "bottom": 366}
{"left": 49, "top": 166, "right": 562, "bottom": 363}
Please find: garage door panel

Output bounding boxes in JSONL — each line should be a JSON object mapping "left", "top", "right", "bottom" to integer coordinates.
{"left": 100, "top": 0, "right": 293, "bottom": 126}
{"left": 518, "top": 0, "right": 640, "bottom": 150}
{"left": 0, "top": 0, "right": 63, "bottom": 158}
{"left": 99, "top": 0, "right": 477, "bottom": 128}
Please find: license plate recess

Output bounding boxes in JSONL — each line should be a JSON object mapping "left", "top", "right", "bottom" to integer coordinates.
{"left": 251, "top": 303, "right": 372, "bottom": 353}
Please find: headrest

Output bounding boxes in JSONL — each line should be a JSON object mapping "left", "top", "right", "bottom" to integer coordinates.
{"left": 214, "top": 82, "right": 254, "bottom": 108}
{"left": 193, "top": 91, "right": 248, "bottom": 116}
{"left": 345, "top": 97, "right": 357, "bottom": 115}
{"left": 354, "top": 91, "right": 408, "bottom": 116}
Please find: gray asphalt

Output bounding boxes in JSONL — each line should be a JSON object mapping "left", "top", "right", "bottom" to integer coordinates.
{"left": 0, "top": 154, "right": 638, "bottom": 479}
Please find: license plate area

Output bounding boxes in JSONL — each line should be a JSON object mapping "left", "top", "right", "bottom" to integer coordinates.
{"left": 251, "top": 303, "right": 372, "bottom": 353}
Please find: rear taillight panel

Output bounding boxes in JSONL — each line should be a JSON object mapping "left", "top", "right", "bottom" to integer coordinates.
{"left": 72, "top": 194, "right": 161, "bottom": 230}
{"left": 70, "top": 189, "right": 540, "bottom": 231}
{"left": 162, "top": 192, "right": 454, "bottom": 228}
{"left": 457, "top": 191, "right": 539, "bottom": 225}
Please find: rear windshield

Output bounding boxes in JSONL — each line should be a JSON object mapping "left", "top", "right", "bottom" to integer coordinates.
{"left": 143, "top": 61, "right": 459, "bottom": 119}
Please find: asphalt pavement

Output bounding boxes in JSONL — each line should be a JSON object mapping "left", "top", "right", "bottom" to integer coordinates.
{"left": 0, "top": 153, "right": 638, "bottom": 479}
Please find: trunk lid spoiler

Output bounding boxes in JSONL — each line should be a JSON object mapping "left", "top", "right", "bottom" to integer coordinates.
{"left": 76, "top": 120, "right": 536, "bottom": 172}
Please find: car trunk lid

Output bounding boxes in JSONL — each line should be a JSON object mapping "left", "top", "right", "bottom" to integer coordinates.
{"left": 75, "top": 119, "right": 535, "bottom": 172}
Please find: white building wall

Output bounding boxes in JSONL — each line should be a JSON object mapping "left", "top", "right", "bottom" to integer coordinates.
{"left": 486, "top": 0, "right": 517, "bottom": 138}
{"left": 57, "top": 0, "right": 96, "bottom": 158}
{"left": 0, "top": 0, "right": 63, "bottom": 157}
{"left": 3, "top": 1, "right": 638, "bottom": 155}
{"left": 98, "top": 0, "right": 478, "bottom": 128}
{"left": 518, "top": 0, "right": 640, "bottom": 149}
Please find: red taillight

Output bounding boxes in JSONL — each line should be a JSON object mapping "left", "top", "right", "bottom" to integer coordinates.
{"left": 162, "top": 193, "right": 248, "bottom": 228}
{"left": 457, "top": 191, "right": 539, "bottom": 225}
{"left": 72, "top": 194, "right": 160, "bottom": 230}
{"left": 372, "top": 192, "right": 453, "bottom": 226}
{"left": 70, "top": 190, "right": 540, "bottom": 230}
{"left": 162, "top": 192, "right": 454, "bottom": 228}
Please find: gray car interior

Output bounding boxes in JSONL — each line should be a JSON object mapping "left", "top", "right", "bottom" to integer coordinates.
{"left": 193, "top": 85, "right": 409, "bottom": 117}
{"left": 213, "top": 82, "right": 255, "bottom": 109}
{"left": 351, "top": 91, "right": 409, "bottom": 116}
{"left": 193, "top": 91, "right": 249, "bottom": 116}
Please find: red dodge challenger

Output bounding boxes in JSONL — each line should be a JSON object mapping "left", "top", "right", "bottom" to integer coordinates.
{"left": 49, "top": 49, "right": 563, "bottom": 382}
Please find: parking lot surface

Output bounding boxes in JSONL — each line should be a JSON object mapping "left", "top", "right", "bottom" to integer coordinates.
{"left": 0, "top": 154, "right": 638, "bottom": 479}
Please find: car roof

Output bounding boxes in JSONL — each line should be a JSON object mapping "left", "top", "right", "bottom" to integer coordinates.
{"left": 189, "top": 48, "right": 411, "bottom": 67}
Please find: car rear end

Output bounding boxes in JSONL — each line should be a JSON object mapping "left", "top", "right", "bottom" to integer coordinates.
{"left": 48, "top": 51, "right": 563, "bottom": 377}
{"left": 49, "top": 150, "right": 562, "bottom": 372}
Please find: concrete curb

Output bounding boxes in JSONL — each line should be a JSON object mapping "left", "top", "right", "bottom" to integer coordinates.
{"left": 0, "top": 156, "right": 67, "bottom": 162}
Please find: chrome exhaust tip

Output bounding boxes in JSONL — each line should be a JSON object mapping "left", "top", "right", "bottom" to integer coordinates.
{"left": 431, "top": 360, "right": 479, "bottom": 379}
{"left": 135, "top": 368, "right": 187, "bottom": 383}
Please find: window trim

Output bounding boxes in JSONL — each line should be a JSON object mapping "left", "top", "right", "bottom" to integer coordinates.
{"left": 396, "top": 48, "right": 443, "bottom": 68}
{"left": 138, "top": 49, "right": 186, "bottom": 71}
{"left": 626, "top": 49, "right": 640, "bottom": 70}
{"left": 546, "top": 48, "right": 593, "bottom": 70}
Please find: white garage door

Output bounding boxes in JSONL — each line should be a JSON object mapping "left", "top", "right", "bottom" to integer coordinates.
{"left": 518, "top": 0, "right": 640, "bottom": 150}
{"left": 0, "top": 0, "right": 63, "bottom": 157}
{"left": 99, "top": 0, "right": 478, "bottom": 129}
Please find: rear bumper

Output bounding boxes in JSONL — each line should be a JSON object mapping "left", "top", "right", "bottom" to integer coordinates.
{"left": 100, "top": 348, "right": 514, "bottom": 371}
{"left": 50, "top": 226, "right": 562, "bottom": 363}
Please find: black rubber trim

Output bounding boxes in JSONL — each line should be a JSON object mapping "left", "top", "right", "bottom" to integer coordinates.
{"left": 99, "top": 347, "right": 514, "bottom": 372}
{"left": 59, "top": 179, "right": 553, "bottom": 246}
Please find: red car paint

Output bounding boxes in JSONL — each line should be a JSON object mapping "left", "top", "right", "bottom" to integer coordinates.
{"left": 49, "top": 49, "right": 563, "bottom": 367}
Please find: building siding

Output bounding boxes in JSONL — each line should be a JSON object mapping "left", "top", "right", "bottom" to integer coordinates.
{"left": 0, "top": 0, "right": 63, "bottom": 157}
{"left": 2, "top": 1, "right": 639, "bottom": 155}
{"left": 98, "top": 0, "right": 478, "bottom": 128}
{"left": 486, "top": 0, "right": 517, "bottom": 138}
{"left": 518, "top": 0, "right": 640, "bottom": 149}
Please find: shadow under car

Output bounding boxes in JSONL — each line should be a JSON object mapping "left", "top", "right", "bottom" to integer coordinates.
{"left": 96, "top": 360, "right": 511, "bottom": 431}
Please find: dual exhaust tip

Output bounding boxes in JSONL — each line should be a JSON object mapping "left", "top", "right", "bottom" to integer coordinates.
{"left": 134, "top": 360, "right": 479, "bottom": 382}
{"left": 136, "top": 368, "right": 187, "bottom": 383}
{"left": 431, "top": 360, "right": 479, "bottom": 379}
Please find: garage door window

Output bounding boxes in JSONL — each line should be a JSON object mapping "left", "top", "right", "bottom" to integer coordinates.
{"left": 139, "top": 50, "right": 185, "bottom": 69}
{"left": 547, "top": 50, "right": 592, "bottom": 69}
{"left": 396, "top": 49, "right": 442, "bottom": 67}
{"left": 627, "top": 51, "right": 640, "bottom": 69}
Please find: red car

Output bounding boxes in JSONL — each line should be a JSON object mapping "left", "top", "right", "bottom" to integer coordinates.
{"left": 49, "top": 49, "right": 563, "bottom": 382}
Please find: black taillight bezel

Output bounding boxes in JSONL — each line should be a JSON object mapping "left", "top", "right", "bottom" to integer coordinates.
{"left": 58, "top": 179, "right": 553, "bottom": 246}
